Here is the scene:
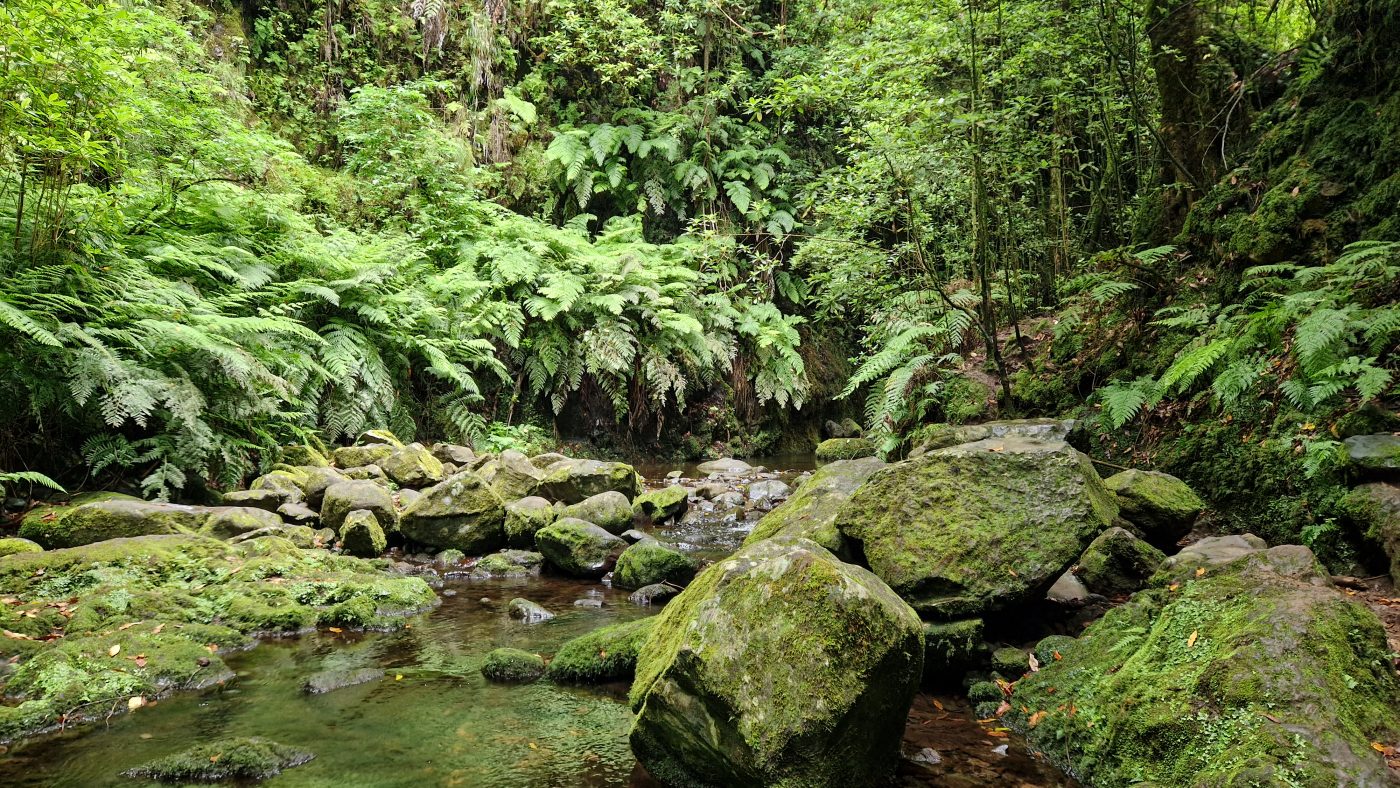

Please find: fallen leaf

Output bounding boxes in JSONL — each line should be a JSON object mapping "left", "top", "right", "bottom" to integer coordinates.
{"left": 108, "top": 644, "right": 121, "bottom": 657}
{"left": 118, "top": 621, "right": 141, "bottom": 631}
{"left": 528, "top": 742, "right": 538, "bottom": 750}
{"left": 1028, "top": 710, "right": 1047, "bottom": 728}
{"left": 204, "top": 644, "right": 218, "bottom": 653}
{"left": 1168, "top": 583, "right": 1181, "bottom": 592}
{"left": 1187, "top": 630, "right": 1199, "bottom": 649}
{"left": 128, "top": 696, "right": 146, "bottom": 711}
{"left": 1028, "top": 653, "right": 1041, "bottom": 672}
{"left": 1053, "top": 651, "right": 1063, "bottom": 661}
{"left": 1372, "top": 742, "right": 1398, "bottom": 756}
{"left": 151, "top": 624, "right": 164, "bottom": 635}
{"left": 1007, "top": 567, "right": 1019, "bottom": 577}
{"left": 210, "top": 754, "right": 220, "bottom": 764}
{"left": 395, "top": 674, "right": 403, "bottom": 681}
{"left": 1195, "top": 567, "right": 1206, "bottom": 577}
{"left": 931, "top": 698, "right": 944, "bottom": 711}
{"left": 987, "top": 729, "right": 1009, "bottom": 738}
{"left": 135, "top": 656, "right": 147, "bottom": 668}
{"left": 994, "top": 701, "right": 1011, "bottom": 718}
{"left": 327, "top": 627, "right": 343, "bottom": 634}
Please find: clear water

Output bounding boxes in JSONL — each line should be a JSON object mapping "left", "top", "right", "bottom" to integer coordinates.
{"left": 0, "top": 463, "right": 1073, "bottom": 787}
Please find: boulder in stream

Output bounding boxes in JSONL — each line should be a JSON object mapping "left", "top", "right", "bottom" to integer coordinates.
{"left": 835, "top": 437, "right": 1117, "bottom": 618}
{"left": 546, "top": 618, "right": 655, "bottom": 684}
{"left": 613, "top": 540, "right": 698, "bottom": 590}
{"left": 814, "top": 437, "right": 875, "bottom": 461}
{"left": 339, "top": 510, "right": 387, "bottom": 557}
{"left": 123, "top": 737, "right": 314, "bottom": 782}
{"left": 629, "top": 536, "right": 924, "bottom": 787}
{"left": 398, "top": 471, "right": 506, "bottom": 553}
{"left": 535, "top": 517, "right": 627, "bottom": 577}
{"left": 695, "top": 457, "right": 752, "bottom": 475}
{"left": 558, "top": 490, "right": 633, "bottom": 534}
{"left": 632, "top": 485, "right": 690, "bottom": 522}
{"left": 506, "top": 597, "right": 554, "bottom": 622}
{"left": 503, "top": 496, "right": 557, "bottom": 548}
{"left": 1010, "top": 545, "right": 1400, "bottom": 785}
{"left": 741, "top": 457, "right": 884, "bottom": 559}
{"left": 481, "top": 648, "right": 546, "bottom": 683}
{"left": 1074, "top": 525, "right": 1165, "bottom": 595}
{"left": 536, "top": 459, "right": 642, "bottom": 504}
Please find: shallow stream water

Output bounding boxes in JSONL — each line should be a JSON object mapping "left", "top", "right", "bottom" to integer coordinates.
{"left": 0, "top": 460, "right": 1072, "bottom": 787}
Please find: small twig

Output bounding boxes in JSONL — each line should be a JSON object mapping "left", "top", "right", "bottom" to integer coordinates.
{"left": 1090, "top": 458, "right": 1130, "bottom": 472}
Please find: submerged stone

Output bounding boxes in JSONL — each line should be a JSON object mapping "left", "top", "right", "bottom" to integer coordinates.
{"left": 506, "top": 597, "right": 554, "bottom": 623}
{"left": 481, "top": 648, "right": 546, "bottom": 683}
{"left": 836, "top": 438, "right": 1117, "bottom": 618}
{"left": 123, "top": 737, "right": 313, "bottom": 782}
{"left": 742, "top": 457, "right": 884, "bottom": 559}
{"left": 629, "top": 537, "right": 924, "bottom": 787}
{"left": 1010, "top": 545, "right": 1400, "bottom": 785}
{"left": 303, "top": 667, "right": 382, "bottom": 694}
{"left": 546, "top": 618, "right": 655, "bottom": 684}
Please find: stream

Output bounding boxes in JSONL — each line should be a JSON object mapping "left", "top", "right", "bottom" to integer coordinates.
{"left": 0, "top": 460, "right": 1072, "bottom": 787}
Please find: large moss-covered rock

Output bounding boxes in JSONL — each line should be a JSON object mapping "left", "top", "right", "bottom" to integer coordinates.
{"left": 535, "top": 518, "right": 627, "bottom": 577}
{"left": 1344, "top": 433, "right": 1400, "bottom": 473}
{"left": 379, "top": 443, "right": 445, "bottom": 488}
{"left": 629, "top": 537, "right": 925, "bottom": 788}
{"left": 0, "top": 537, "right": 42, "bottom": 558}
{"left": 922, "top": 618, "right": 985, "bottom": 679}
{"left": 470, "top": 549, "right": 544, "bottom": 578}
{"left": 123, "top": 737, "right": 314, "bottom": 782}
{"left": 278, "top": 443, "right": 330, "bottom": 468}
{"left": 319, "top": 480, "right": 397, "bottom": 536}
{"left": 398, "top": 471, "right": 506, "bottom": 553}
{"left": 431, "top": 443, "right": 475, "bottom": 465}
{"left": 632, "top": 485, "right": 689, "bottom": 523}
{"left": 18, "top": 491, "right": 141, "bottom": 537}
{"left": 913, "top": 418, "right": 1075, "bottom": 452}
{"left": 218, "top": 488, "right": 286, "bottom": 513}
{"left": 814, "top": 437, "right": 875, "bottom": 461}
{"left": 1104, "top": 468, "right": 1205, "bottom": 547}
{"left": 536, "top": 459, "right": 642, "bottom": 504}
{"left": 355, "top": 429, "right": 403, "bottom": 447}
{"left": 300, "top": 466, "right": 348, "bottom": 509}
{"left": 546, "top": 618, "right": 655, "bottom": 683}
{"left": 1343, "top": 481, "right": 1400, "bottom": 585}
{"left": 249, "top": 470, "right": 306, "bottom": 505}
{"left": 339, "top": 510, "right": 387, "bottom": 558}
{"left": 482, "top": 450, "right": 545, "bottom": 501}
{"left": 742, "top": 457, "right": 884, "bottom": 559}
{"left": 481, "top": 648, "right": 546, "bottom": 683}
{"left": 1075, "top": 526, "right": 1166, "bottom": 595}
{"left": 613, "top": 540, "right": 698, "bottom": 590}
{"left": 558, "top": 490, "right": 633, "bottom": 534}
{"left": 332, "top": 443, "right": 394, "bottom": 469}
{"left": 503, "top": 496, "right": 557, "bottom": 548}
{"left": 200, "top": 507, "right": 286, "bottom": 540}
{"left": 1009, "top": 545, "right": 1400, "bottom": 785}
{"left": 0, "top": 534, "right": 435, "bottom": 740}
{"left": 18, "top": 500, "right": 282, "bottom": 549}
{"left": 836, "top": 438, "right": 1117, "bottom": 618}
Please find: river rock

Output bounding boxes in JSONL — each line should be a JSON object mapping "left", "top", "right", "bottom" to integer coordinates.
{"left": 249, "top": 470, "right": 306, "bottom": 504}
{"left": 742, "top": 457, "right": 884, "bottom": 558}
{"left": 696, "top": 457, "right": 752, "bottom": 475}
{"left": 123, "top": 737, "right": 314, "bottom": 782}
{"left": 629, "top": 537, "right": 925, "bottom": 787}
{"left": 745, "top": 479, "right": 791, "bottom": 503}
{"left": 836, "top": 437, "right": 1117, "bottom": 618}
{"left": 1344, "top": 433, "right": 1400, "bottom": 473}
{"left": 332, "top": 443, "right": 395, "bottom": 469}
{"left": 824, "top": 418, "right": 863, "bottom": 439}
{"left": 277, "top": 501, "right": 319, "bottom": 525}
{"left": 470, "top": 549, "right": 544, "bottom": 578}
{"left": 503, "top": 496, "right": 557, "bottom": 548}
{"left": 482, "top": 450, "right": 544, "bottom": 500}
{"left": 1103, "top": 468, "right": 1205, "bottom": 547}
{"left": 535, "top": 518, "right": 627, "bottom": 577}
{"left": 200, "top": 507, "right": 286, "bottom": 539}
{"left": 693, "top": 482, "right": 729, "bottom": 500}
{"left": 220, "top": 488, "right": 287, "bottom": 513}
{"left": 339, "top": 510, "right": 387, "bottom": 557}
{"left": 0, "top": 537, "right": 42, "bottom": 557}
{"left": 342, "top": 464, "right": 387, "bottom": 482}
{"left": 558, "top": 491, "right": 633, "bottom": 534}
{"left": 303, "top": 667, "right": 382, "bottom": 694}
{"left": 481, "top": 648, "right": 546, "bottom": 682}
{"left": 1163, "top": 533, "right": 1268, "bottom": 570}
{"left": 398, "top": 471, "right": 506, "bottom": 554}
{"left": 546, "top": 618, "right": 655, "bottom": 683}
{"left": 629, "top": 583, "right": 680, "bottom": 607}
{"left": 1343, "top": 481, "right": 1400, "bottom": 584}
{"left": 536, "top": 459, "right": 642, "bottom": 503}
{"left": 320, "top": 480, "right": 397, "bottom": 536}
{"left": 916, "top": 418, "right": 1077, "bottom": 453}
{"left": 18, "top": 500, "right": 270, "bottom": 549}
{"left": 1009, "top": 545, "right": 1400, "bottom": 785}
{"left": 613, "top": 541, "right": 698, "bottom": 590}
{"left": 506, "top": 597, "right": 554, "bottom": 622}
{"left": 1074, "top": 526, "right": 1165, "bottom": 595}
{"left": 431, "top": 443, "right": 475, "bottom": 465}
{"left": 379, "top": 443, "right": 445, "bottom": 488}
{"left": 712, "top": 491, "right": 745, "bottom": 508}
{"left": 814, "top": 437, "right": 875, "bottom": 461}
{"left": 228, "top": 524, "right": 321, "bottom": 549}
{"left": 632, "top": 485, "right": 689, "bottom": 522}
{"left": 1046, "top": 570, "right": 1092, "bottom": 605}
{"left": 529, "top": 452, "right": 570, "bottom": 469}
{"left": 923, "top": 618, "right": 985, "bottom": 678}
{"left": 299, "top": 467, "right": 348, "bottom": 508}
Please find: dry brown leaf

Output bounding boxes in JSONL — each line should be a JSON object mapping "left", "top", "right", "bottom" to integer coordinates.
{"left": 118, "top": 621, "right": 142, "bottom": 631}
{"left": 327, "top": 627, "right": 343, "bottom": 634}
{"left": 128, "top": 696, "right": 146, "bottom": 711}
{"left": 1028, "top": 653, "right": 1041, "bottom": 672}
{"left": 135, "top": 656, "right": 148, "bottom": 668}
{"left": 2, "top": 629, "right": 34, "bottom": 641}
{"left": 151, "top": 623, "right": 164, "bottom": 635}
{"left": 108, "top": 644, "right": 121, "bottom": 657}
{"left": 1195, "top": 567, "right": 1207, "bottom": 578}
{"left": 1186, "top": 630, "right": 1199, "bottom": 649}
{"left": 1028, "top": 710, "right": 1047, "bottom": 728}
{"left": 1168, "top": 583, "right": 1181, "bottom": 592}
{"left": 931, "top": 698, "right": 944, "bottom": 711}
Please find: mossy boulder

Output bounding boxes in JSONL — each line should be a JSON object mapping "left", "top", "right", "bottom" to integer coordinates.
{"left": 0, "top": 537, "right": 42, "bottom": 558}
{"left": 218, "top": 488, "right": 286, "bottom": 513}
{"left": 379, "top": 442, "right": 445, "bottom": 488}
{"left": 278, "top": 443, "right": 330, "bottom": 468}
{"left": 536, "top": 459, "right": 642, "bottom": 504}
{"left": 249, "top": 470, "right": 306, "bottom": 505}
{"left": 503, "top": 496, "right": 557, "bottom": 548}
{"left": 613, "top": 540, "right": 698, "bottom": 590}
{"left": 991, "top": 646, "right": 1031, "bottom": 676}
{"left": 1009, "top": 545, "right": 1400, "bottom": 785}
{"left": 398, "top": 471, "right": 506, "bottom": 554}
{"left": 530, "top": 451, "right": 570, "bottom": 469}
{"left": 355, "top": 429, "right": 403, "bottom": 447}
{"left": 18, "top": 491, "right": 140, "bottom": 537}
{"left": 1343, "top": 481, "right": 1400, "bottom": 585}
{"left": 319, "top": 480, "right": 397, "bottom": 536}
{"left": 1075, "top": 526, "right": 1166, "bottom": 595}
{"left": 922, "top": 618, "right": 985, "bottom": 680}
{"left": 470, "top": 549, "right": 544, "bottom": 578}
{"left": 0, "top": 534, "right": 435, "bottom": 740}
{"left": 300, "top": 466, "right": 348, "bottom": 509}
{"left": 629, "top": 537, "right": 925, "bottom": 787}
{"left": 199, "top": 507, "right": 285, "bottom": 540}
{"left": 339, "top": 509, "right": 387, "bottom": 557}
{"left": 814, "top": 437, "right": 875, "bottom": 461}
{"left": 481, "top": 648, "right": 546, "bottom": 683}
{"left": 836, "top": 438, "right": 1118, "bottom": 618}
{"left": 1104, "top": 468, "right": 1206, "bottom": 547}
{"left": 123, "top": 737, "right": 314, "bottom": 782}
{"left": 535, "top": 518, "right": 627, "bottom": 577}
{"left": 912, "top": 418, "right": 1076, "bottom": 452}
{"left": 741, "top": 457, "right": 884, "bottom": 559}
{"left": 632, "top": 485, "right": 689, "bottom": 522}
{"left": 431, "top": 443, "right": 476, "bottom": 465}
{"left": 1343, "top": 433, "right": 1400, "bottom": 473}
{"left": 546, "top": 618, "right": 655, "bottom": 683}
{"left": 18, "top": 500, "right": 273, "bottom": 549}
{"left": 228, "top": 524, "right": 321, "bottom": 549}
{"left": 558, "top": 491, "right": 633, "bottom": 534}
{"left": 332, "top": 443, "right": 395, "bottom": 469}
{"left": 506, "top": 597, "right": 554, "bottom": 622}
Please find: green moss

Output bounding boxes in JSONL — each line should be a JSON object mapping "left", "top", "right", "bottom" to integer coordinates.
{"left": 922, "top": 618, "right": 984, "bottom": 680}
{"left": 535, "top": 518, "right": 627, "bottom": 577}
{"left": 332, "top": 444, "right": 395, "bottom": 469}
{"left": 1105, "top": 469, "right": 1205, "bottom": 544}
{"left": 968, "top": 680, "right": 1003, "bottom": 704}
{"left": 632, "top": 486, "right": 689, "bottom": 522}
{"left": 942, "top": 376, "right": 992, "bottom": 424}
{"left": 1032, "top": 634, "right": 1077, "bottom": 665}
{"left": 470, "top": 549, "right": 544, "bottom": 578}
{"left": 612, "top": 541, "right": 697, "bottom": 590}
{"left": 0, "top": 537, "right": 42, "bottom": 557}
{"left": 991, "top": 646, "right": 1029, "bottom": 676}
{"left": 481, "top": 648, "right": 546, "bottom": 683}
{"left": 339, "top": 510, "right": 387, "bottom": 557}
{"left": 123, "top": 737, "right": 313, "bottom": 781}
{"left": 741, "top": 457, "right": 883, "bottom": 558}
{"left": 503, "top": 497, "right": 557, "bottom": 548}
{"left": 278, "top": 443, "right": 329, "bottom": 467}
{"left": 1075, "top": 526, "right": 1166, "bottom": 595}
{"left": 546, "top": 618, "right": 654, "bottom": 683}
{"left": 1009, "top": 546, "right": 1400, "bottom": 785}
{"left": 814, "top": 437, "right": 875, "bottom": 461}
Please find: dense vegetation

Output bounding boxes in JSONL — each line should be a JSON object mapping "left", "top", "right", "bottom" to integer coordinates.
{"left": 1, "top": 0, "right": 1395, "bottom": 568}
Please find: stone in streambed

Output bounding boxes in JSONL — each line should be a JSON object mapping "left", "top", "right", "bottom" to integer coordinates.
{"left": 339, "top": 510, "right": 387, "bottom": 557}
{"left": 398, "top": 471, "right": 506, "bottom": 553}
{"left": 742, "top": 457, "right": 884, "bottom": 559}
{"left": 123, "top": 737, "right": 313, "bottom": 782}
{"left": 0, "top": 537, "right": 42, "bottom": 557}
{"left": 332, "top": 443, "right": 395, "bottom": 469}
{"left": 320, "top": 480, "right": 397, "bottom": 536}
{"left": 470, "top": 550, "right": 544, "bottom": 578}
{"left": 536, "top": 459, "right": 642, "bottom": 504}
{"left": 1074, "top": 526, "right": 1165, "bottom": 595}
{"left": 835, "top": 438, "right": 1117, "bottom": 618}
{"left": 379, "top": 443, "right": 444, "bottom": 488}
{"left": 628, "top": 583, "right": 679, "bottom": 607}
{"left": 506, "top": 598, "right": 554, "bottom": 623}
{"left": 546, "top": 618, "right": 655, "bottom": 684}
{"left": 503, "top": 496, "right": 556, "bottom": 548}
{"left": 303, "top": 667, "right": 382, "bottom": 694}
{"left": 1103, "top": 468, "right": 1205, "bottom": 547}
{"left": 632, "top": 485, "right": 690, "bottom": 522}
{"left": 613, "top": 540, "right": 697, "bottom": 590}
{"left": 629, "top": 537, "right": 924, "bottom": 787}
{"left": 219, "top": 488, "right": 287, "bottom": 513}
{"left": 535, "top": 518, "right": 627, "bottom": 578}
{"left": 481, "top": 648, "right": 546, "bottom": 683}
{"left": 696, "top": 458, "right": 751, "bottom": 475}
{"left": 1009, "top": 545, "right": 1400, "bottom": 785}
{"left": 745, "top": 479, "right": 791, "bottom": 503}
{"left": 814, "top": 437, "right": 876, "bottom": 461}
{"left": 559, "top": 491, "right": 633, "bottom": 534}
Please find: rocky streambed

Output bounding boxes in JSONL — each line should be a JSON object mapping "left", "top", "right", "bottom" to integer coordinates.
{"left": 1, "top": 423, "right": 1397, "bottom": 786}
